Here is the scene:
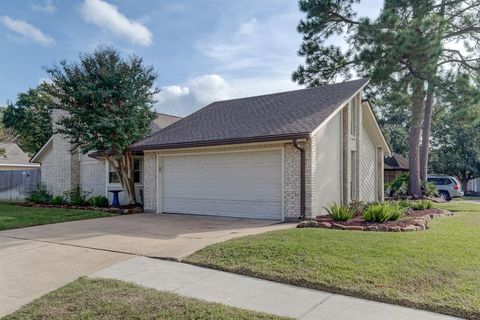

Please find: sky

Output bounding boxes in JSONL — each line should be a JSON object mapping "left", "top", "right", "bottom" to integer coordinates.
{"left": 0, "top": 0, "right": 383, "bottom": 116}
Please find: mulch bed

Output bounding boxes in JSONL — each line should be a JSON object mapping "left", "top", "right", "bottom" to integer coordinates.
{"left": 298, "top": 208, "right": 453, "bottom": 232}
{"left": 21, "top": 203, "right": 143, "bottom": 215}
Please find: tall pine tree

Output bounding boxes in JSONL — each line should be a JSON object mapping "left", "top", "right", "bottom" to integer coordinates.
{"left": 293, "top": 0, "right": 480, "bottom": 196}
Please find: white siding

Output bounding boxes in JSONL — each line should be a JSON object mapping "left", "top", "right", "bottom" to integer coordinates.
{"left": 360, "top": 124, "right": 377, "bottom": 202}
{"left": 468, "top": 178, "right": 480, "bottom": 193}
{"left": 40, "top": 145, "right": 55, "bottom": 191}
{"left": 311, "top": 111, "right": 342, "bottom": 215}
{"left": 79, "top": 153, "right": 105, "bottom": 197}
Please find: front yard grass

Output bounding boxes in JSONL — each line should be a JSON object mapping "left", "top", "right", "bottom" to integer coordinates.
{"left": 185, "top": 202, "right": 480, "bottom": 319}
{"left": 4, "top": 277, "right": 286, "bottom": 320}
{"left": 0, "top": 202, "right": 116, "bottom": 230}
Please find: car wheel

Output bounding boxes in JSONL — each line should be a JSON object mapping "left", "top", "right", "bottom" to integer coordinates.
{"left": 439, "top": 191, "right": 451, "bottom": 201}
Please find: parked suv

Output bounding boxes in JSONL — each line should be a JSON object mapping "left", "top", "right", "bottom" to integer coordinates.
{"left": 427, "top": 174, "right": 464, "bottom": 201}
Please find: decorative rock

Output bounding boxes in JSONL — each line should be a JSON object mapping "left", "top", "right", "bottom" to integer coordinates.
{"left": 401, "top": 225, "right": 416, "bottom": 232}
{"left": 365, "top": 225, "right": 378, "bottom": 231}
{"left": 389, "top": 226, "right": 401, "bottom": 232}
{"left": 331, "top": 223, "right": 346, "bottom": 230}
{"left": 414, "top": 225, "right": 424, "bottom": 231}
{"left": 318, "top": 222, "right": 332, "bottom": 228}
{"left": 343, "top": 225, "right": 365, "bottom": 231}
{"left": 297, "top": 220, "right": 319, "bottom": 228}
{"left": 378, "top": 225, "right": 389, "bottom": 232}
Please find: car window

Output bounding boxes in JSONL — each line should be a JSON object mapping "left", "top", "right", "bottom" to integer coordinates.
{"left": 428, "top": 178, "right": 452, "bottom": 185}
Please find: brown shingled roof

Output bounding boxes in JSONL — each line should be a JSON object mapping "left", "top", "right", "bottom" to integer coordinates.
{"left": 384, "top": 153, "right": 409, "bottom": 170}
{"left": 131, "top": 78, "right": 369, "bottom": 150}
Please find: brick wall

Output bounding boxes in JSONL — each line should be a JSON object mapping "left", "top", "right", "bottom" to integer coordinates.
{"left": 143, "top": 152, "right": 157, "bottom": 212}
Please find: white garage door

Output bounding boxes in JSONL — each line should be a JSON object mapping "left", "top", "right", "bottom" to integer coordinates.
{"left": 163, "top": 150, "right": 283, "bottom": 220}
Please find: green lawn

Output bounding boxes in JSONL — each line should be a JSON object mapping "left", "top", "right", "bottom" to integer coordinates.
{"left": 4, "top": 278, "right": 287, "bottom": 320}
{"left": 185, "top": 202, "right": 480, "bottom": 319}
{"left": 0, "top": 202, "right": 116, "bottom": 230}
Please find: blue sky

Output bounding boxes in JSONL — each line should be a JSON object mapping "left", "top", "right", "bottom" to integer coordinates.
{"left": 0, "top": 0, "right": 382, "bottom": 116}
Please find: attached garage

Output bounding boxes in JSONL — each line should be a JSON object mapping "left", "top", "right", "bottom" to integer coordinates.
{"left": 160, "top": 150, "right": 283, "bottom": 220}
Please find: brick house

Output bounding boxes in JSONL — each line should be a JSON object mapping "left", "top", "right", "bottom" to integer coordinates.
{"left": 32, "top": 78, "right": 390, "bottom": 221}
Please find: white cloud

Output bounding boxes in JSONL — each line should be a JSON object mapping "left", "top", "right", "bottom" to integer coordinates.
{"left": 154, "top": 74, "right": 301, "bottom": 117}
{"left": 81, "top": 0, "right": 153, "bottom": 46}
{"left": 197, "top": 11, "right": 303, "bottom": 72}
{"left": 31, "top": 0, "right": 56, "bottom": 14}
{"left": 155, "top": 74, "right": 233, "bottom": 116}
{"left": 1, "top": 16, "right": 54, "bottom": 45}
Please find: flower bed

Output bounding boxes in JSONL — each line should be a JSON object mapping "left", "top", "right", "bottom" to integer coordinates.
{"left": 297, "top": 208, "right": 453, "bottom": 232}
{"left": 22, "top": 203, "right": 143, "bottom": 215}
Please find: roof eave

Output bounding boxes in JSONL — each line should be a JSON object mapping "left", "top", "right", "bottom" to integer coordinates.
{"left": 129, "top": 133, "right": 311, "bottom": 152}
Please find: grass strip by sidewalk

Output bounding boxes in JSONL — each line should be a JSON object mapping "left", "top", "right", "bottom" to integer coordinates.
{"left": 185, "top": 202, "right": 480, "bottom": 320}
{"left": 0, "top": 202, "right": 116, "bottom": 231}
{"left": 4, "top": 277, "right": 287, "bottom": 320}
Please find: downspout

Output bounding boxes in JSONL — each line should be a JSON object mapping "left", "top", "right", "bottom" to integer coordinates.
{"left": 292, "top": 139, "right": 306, "bottom": 220}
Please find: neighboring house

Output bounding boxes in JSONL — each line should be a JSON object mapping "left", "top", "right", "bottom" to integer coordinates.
{"left": 130, "top": 78, "right": 390, "bottom": 221}
{"left": 31, "top": 112, "right": 181, "bottom": 205}
{"left": 384, "top": 152, "right": 409, "bottom": 183}
{"left": 0, "top": 142, "right": 40, "bottom": 171}
{"left": 467, "top": 178, "right": 480, "bottom": 195}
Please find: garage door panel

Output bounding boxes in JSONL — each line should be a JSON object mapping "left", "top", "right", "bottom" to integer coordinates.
{"left": 162, "top": 150, "right": 282, "bottom": 220}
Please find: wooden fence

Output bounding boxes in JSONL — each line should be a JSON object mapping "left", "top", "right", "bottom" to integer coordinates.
{"left": 0, "top": 169, "right": 40, "bottom": 201}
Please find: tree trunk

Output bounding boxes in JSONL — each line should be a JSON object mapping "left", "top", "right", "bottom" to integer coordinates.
{"left": 408, "top": 79, "right": 425, "bottom": 197}
{"left": 420, "top": 83, "right": 434, "bottom": 181}
{"left": 109, "top": 152, "right": 137, "bottom": 205}
{"left": 461, "top": 179, "right": 469, "bottom": 194}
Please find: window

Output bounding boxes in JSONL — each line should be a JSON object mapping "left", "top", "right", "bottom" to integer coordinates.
{"left": 108, "top": 159, "right": 142, "bottom": 184}
{"left": 427, "top": 178, "right": 452, "bottom": 186}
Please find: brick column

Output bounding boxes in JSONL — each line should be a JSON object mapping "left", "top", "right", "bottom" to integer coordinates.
{"left": 143, "top": 152, "right": 157, "bottom": 212}
{"left": 342, "top": 107, "right": 350, "bottom": 204}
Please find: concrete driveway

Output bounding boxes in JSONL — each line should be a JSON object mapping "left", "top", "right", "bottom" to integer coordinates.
{"left": 0, "top": 213, "right": 293, "bottom": 317}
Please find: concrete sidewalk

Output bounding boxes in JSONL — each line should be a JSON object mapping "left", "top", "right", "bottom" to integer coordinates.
{"left": 91, "top": 257, "right": 460, "bottom": 320}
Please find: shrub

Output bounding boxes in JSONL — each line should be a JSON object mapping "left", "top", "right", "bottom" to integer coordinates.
{"left": 422, "top": 181, "right": 439, "bottom": 197}
{"left": 88, "top": 195, "right": 109, "bottom": 208}
{"left": 28, "top": 184, "right": 52, "bottom": 204}
{"left": 409, "top": 199, "right": 433, "bottom": 210}
{"left": 51, "top": 195, "right": 66, "bottom": 205}
{"left": 64, "top": 186, "right": 90, "bottom": 206}
{"left": 348, "top": 199, "right": 366, "bottom": 216}
{"left": 385, "top": 172, "right": 409, "bottom": 197}
{"left": 387, "top": 203, "right": 404, "bottom": 221}
{"left": 363, "top": 203, "right": 404, "bottom": 222}
{"left": 324, "top": 203, "right": 353, "bottom": 221}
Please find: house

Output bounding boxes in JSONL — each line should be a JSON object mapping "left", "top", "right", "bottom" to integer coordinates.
{"left": 31, "top": 78, "right": 390, "bottom": 221}
{"left": 30, "top": 112, "right": 181, "bottom": 204}
{"left": 130, "top": 78, "right": 390, "bottom": 221}
{"left": 0, "top": 142, "right": 40, "bottom": 171}
{"left": 384, "top": 152, "right": 409, "bottom": 183}
{"left": 467, "top": 178, "right": 480, "bottom": 195}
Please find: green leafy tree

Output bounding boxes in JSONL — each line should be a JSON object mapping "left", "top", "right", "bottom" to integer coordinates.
{"left": 2, "top": 84, "right": 53, "bottom": 155}
{"left": 368, "top": 81, "right": 411, "bottom": 156}
{"left": 429, "top": 73, "right": 480, "bottom": 193}
{"left": 293, "top": 0, "right": 480, "bottom": 196}
{"left": 46, "top": 46, "right": 157, "bottom": 204}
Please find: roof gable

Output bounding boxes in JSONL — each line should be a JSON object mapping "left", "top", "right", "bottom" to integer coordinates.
{"left": 132, "top": 78, "right": 369, "bottom": 150}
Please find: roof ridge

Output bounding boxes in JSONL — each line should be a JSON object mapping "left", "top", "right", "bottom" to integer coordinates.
{"left": 210, "top": 78, "right": 369, "bottom": 104}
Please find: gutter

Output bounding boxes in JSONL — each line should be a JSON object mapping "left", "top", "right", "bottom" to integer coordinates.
{"left": 292, "top": 138, "right": 306, "bottom": 220}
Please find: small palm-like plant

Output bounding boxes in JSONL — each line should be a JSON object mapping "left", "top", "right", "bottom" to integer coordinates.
{"left": 363, "top": 203, "right": 404, "bottom": 222}
{"left": 409, "top": 200, "right": 433, "bottom": 210}
{"left": 324, "top": 203, "right": 353, "bottom": 221}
